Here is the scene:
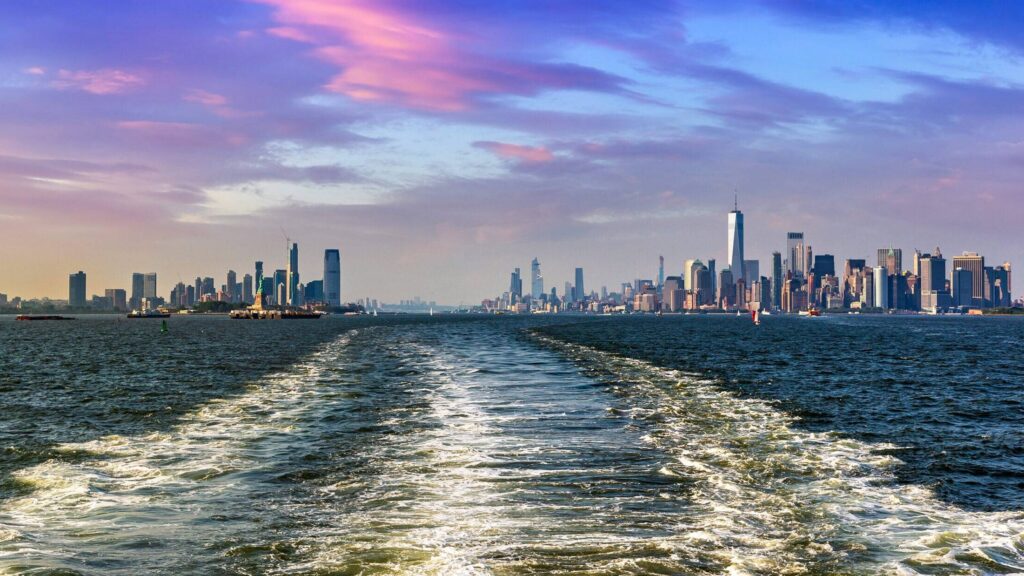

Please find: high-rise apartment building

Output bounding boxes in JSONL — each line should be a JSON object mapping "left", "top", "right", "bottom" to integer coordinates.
{"left": 324, "top": 249, "right": 341, "bottom": 307}
{"left": 728, "top": 203, "right": 745, "bottom": 283}
{"left": 69, "top": 271, "right": 87, "bottom": 308}
{"left": 105, "top": 288, "right": 127, "bottom": 311}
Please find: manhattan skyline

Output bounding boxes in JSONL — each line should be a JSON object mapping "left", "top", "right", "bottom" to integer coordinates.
{"left": 2, "top": 2, "right": 1023, "bottom": 301}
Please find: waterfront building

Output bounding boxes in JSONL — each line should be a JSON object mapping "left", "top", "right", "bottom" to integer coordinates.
{"left": 951, "top": 252, "right": 985, "bottom": 308}
{"left": 530, "top": 258, "right": 543, "bottom": 301}
{"left": 105, "top": 288, "right": 127, "bottom": 311}
{"left": 992, "top": 264, "right": 1012, "bottom": 307}
{"left": 69, "top": 271, "right": 86, "bottom": 308}
{"left": 324, "top": 249, "right": 341, "bottom": 307}
{"left": 575, "top": 267, "right": 585, "bottom": 303}
{"left": 787, "top": 233, "right": 805, "bottom": 279}
{"left": 728, "top": 202, "right": 745, "bottom": 282}
{"left": 771, "top": 252, "right": 782, "bottom": 310}
{"left": 130, "top": 272, "right": 145, "bottom": 310}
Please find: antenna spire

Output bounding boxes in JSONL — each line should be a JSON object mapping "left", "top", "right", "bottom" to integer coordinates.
{"left": 734, "top": 190, "right": 738, "bottom": 211}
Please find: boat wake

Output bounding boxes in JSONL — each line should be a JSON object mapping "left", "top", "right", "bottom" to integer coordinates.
{"left": 0, "top": 331, "right": 357, "bottom": 575}
{"left": 533, "top": 333, "right": 1024, "bottom": 575}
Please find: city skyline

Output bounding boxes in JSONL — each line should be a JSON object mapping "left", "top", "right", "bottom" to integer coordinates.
{"left": 2, "top": 2, "right": 1024, "bottom": 302}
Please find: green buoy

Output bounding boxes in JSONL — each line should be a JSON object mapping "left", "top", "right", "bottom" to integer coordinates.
{"left": 161, "top": 319, "right": 168, "bottom": 333}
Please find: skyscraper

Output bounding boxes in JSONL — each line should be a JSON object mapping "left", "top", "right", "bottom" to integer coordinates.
{"left": 707, "top": 259, "right": 716, "bottom": 301}
{"left": 874, "top": 266, "right": 889, "bottom": 309}
{"left": 530, "top": 258, "right": 543, "bottom": 300}
{"left": 951, "top": 252, "right": 985, "bottom": 308}
{"left": 877, "top": 247, "right": 903, "bottom": 276}
{"left": 130, "top": 272, "right": 144, "bottom": 310}
{"left": 727, "top": 202, "right": 745, "bottom": 283}
{"left": 787, "top": 233, "right": 805, "bottom": 279}
{"left": 771, "top": 252, "right": 782, "bottom": 310}
{"left": 69, "top": 271, "right": 86, "bottom": 308}
{"left": 286, "top": 242, "right": 299, "bottom": 306}
{"left": 743, "top": 260, "right": 759, "bottom": 284}
{"left": 242, "top": 274, "right": 253, "bottom": 304}
{"left": 143, "top": 273, "right": 158, "bottom": 300}
{"left": 952, "top": 268, "right": 973, "bottom": 308}
{"left": 324, "top": 249, "right": 341, "bottom": 307}
{"left": 105, "top": 288, "right": 127, "bottom": 311}
{"left": 226, "top": 270, "right": 237, "bottom": 302}
{"left": 812, "top": 255, "right": 836, "bottom": 277}
{"left": 273, "top": 269, "right": 287, "bottom": 305}
{"left": 575, "top": 267, "right": 585, "bottom": 302}
{"left": 657, "top": 255, "right": 664, "bottom": 293}
{"left": 510, "top": 267, "right": 522, "bottom": 300}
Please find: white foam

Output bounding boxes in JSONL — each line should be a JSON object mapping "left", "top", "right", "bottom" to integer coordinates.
{"left": 536, "top": 334, "right": 1024, "bottom": 575}
{"left": 0, "top": 332, "right": 355, "bottom": 573}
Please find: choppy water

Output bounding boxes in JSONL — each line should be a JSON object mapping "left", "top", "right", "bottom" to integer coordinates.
{"left": 0, "top": 314, "right": 1021, "bottom": 575}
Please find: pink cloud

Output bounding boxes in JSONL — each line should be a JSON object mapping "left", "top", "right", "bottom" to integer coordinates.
{"left": 183, "top": 89, "right": 228, "bottom": 107}
{"left": 250, "top": 0, "right": 624, "bottom": 111}
{"left": 116, "top": 120, "right": 247, "bottom": 146}
{"left": 52, "top": 68, "right": 144, "bottom": 94}
{"left": 24, "top": 66, "right": 46, "bottom": 76}
{"left": 474, "top": 141, "right": 555, "bottom": 164}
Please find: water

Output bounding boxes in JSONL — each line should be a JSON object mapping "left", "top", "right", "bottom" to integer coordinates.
{"left": 0, "top": 314, "right": 1021, "bottom": 574}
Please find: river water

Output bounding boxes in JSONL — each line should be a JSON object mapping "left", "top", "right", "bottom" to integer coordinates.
{"left": 0, "top": 314, "right": 1021, "bottom": 575}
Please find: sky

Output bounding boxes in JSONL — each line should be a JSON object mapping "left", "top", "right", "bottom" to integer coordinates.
{"left": 1, "top": 1, "right": 1023, "bottom": 303}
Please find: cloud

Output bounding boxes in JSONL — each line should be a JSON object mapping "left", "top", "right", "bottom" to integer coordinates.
{"left": 474, "top": 141, "right": 554, "bottom": 164}
{"left": 183, "top": 89, "right": 228, "bottom": 107}
{"left": 250, "top": 0, "right": 630, "bottom": 110}
{"left": 51, "top": 68, "right": 144, "bottom": 94}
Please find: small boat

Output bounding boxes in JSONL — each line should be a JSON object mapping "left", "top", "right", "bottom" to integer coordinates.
{"left": 127, "top": 310, "right": 171, "bottom": 318}
{"left": 16, "top": 315, "right": 75, "bottom": 321}
{"left": 799, "top": 308, "right": 822, "bottom": 317}
{"left": 751, "top": 309, "right": 761, "bottom": 325}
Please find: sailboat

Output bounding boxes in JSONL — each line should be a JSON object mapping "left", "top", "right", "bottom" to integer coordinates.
{"left": 751, "top": 309, "right": 761, "bottom": 325}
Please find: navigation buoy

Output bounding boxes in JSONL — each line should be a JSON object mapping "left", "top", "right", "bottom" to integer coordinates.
{"left": 161, "top": 319, "right": 168, "bottom": 333}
